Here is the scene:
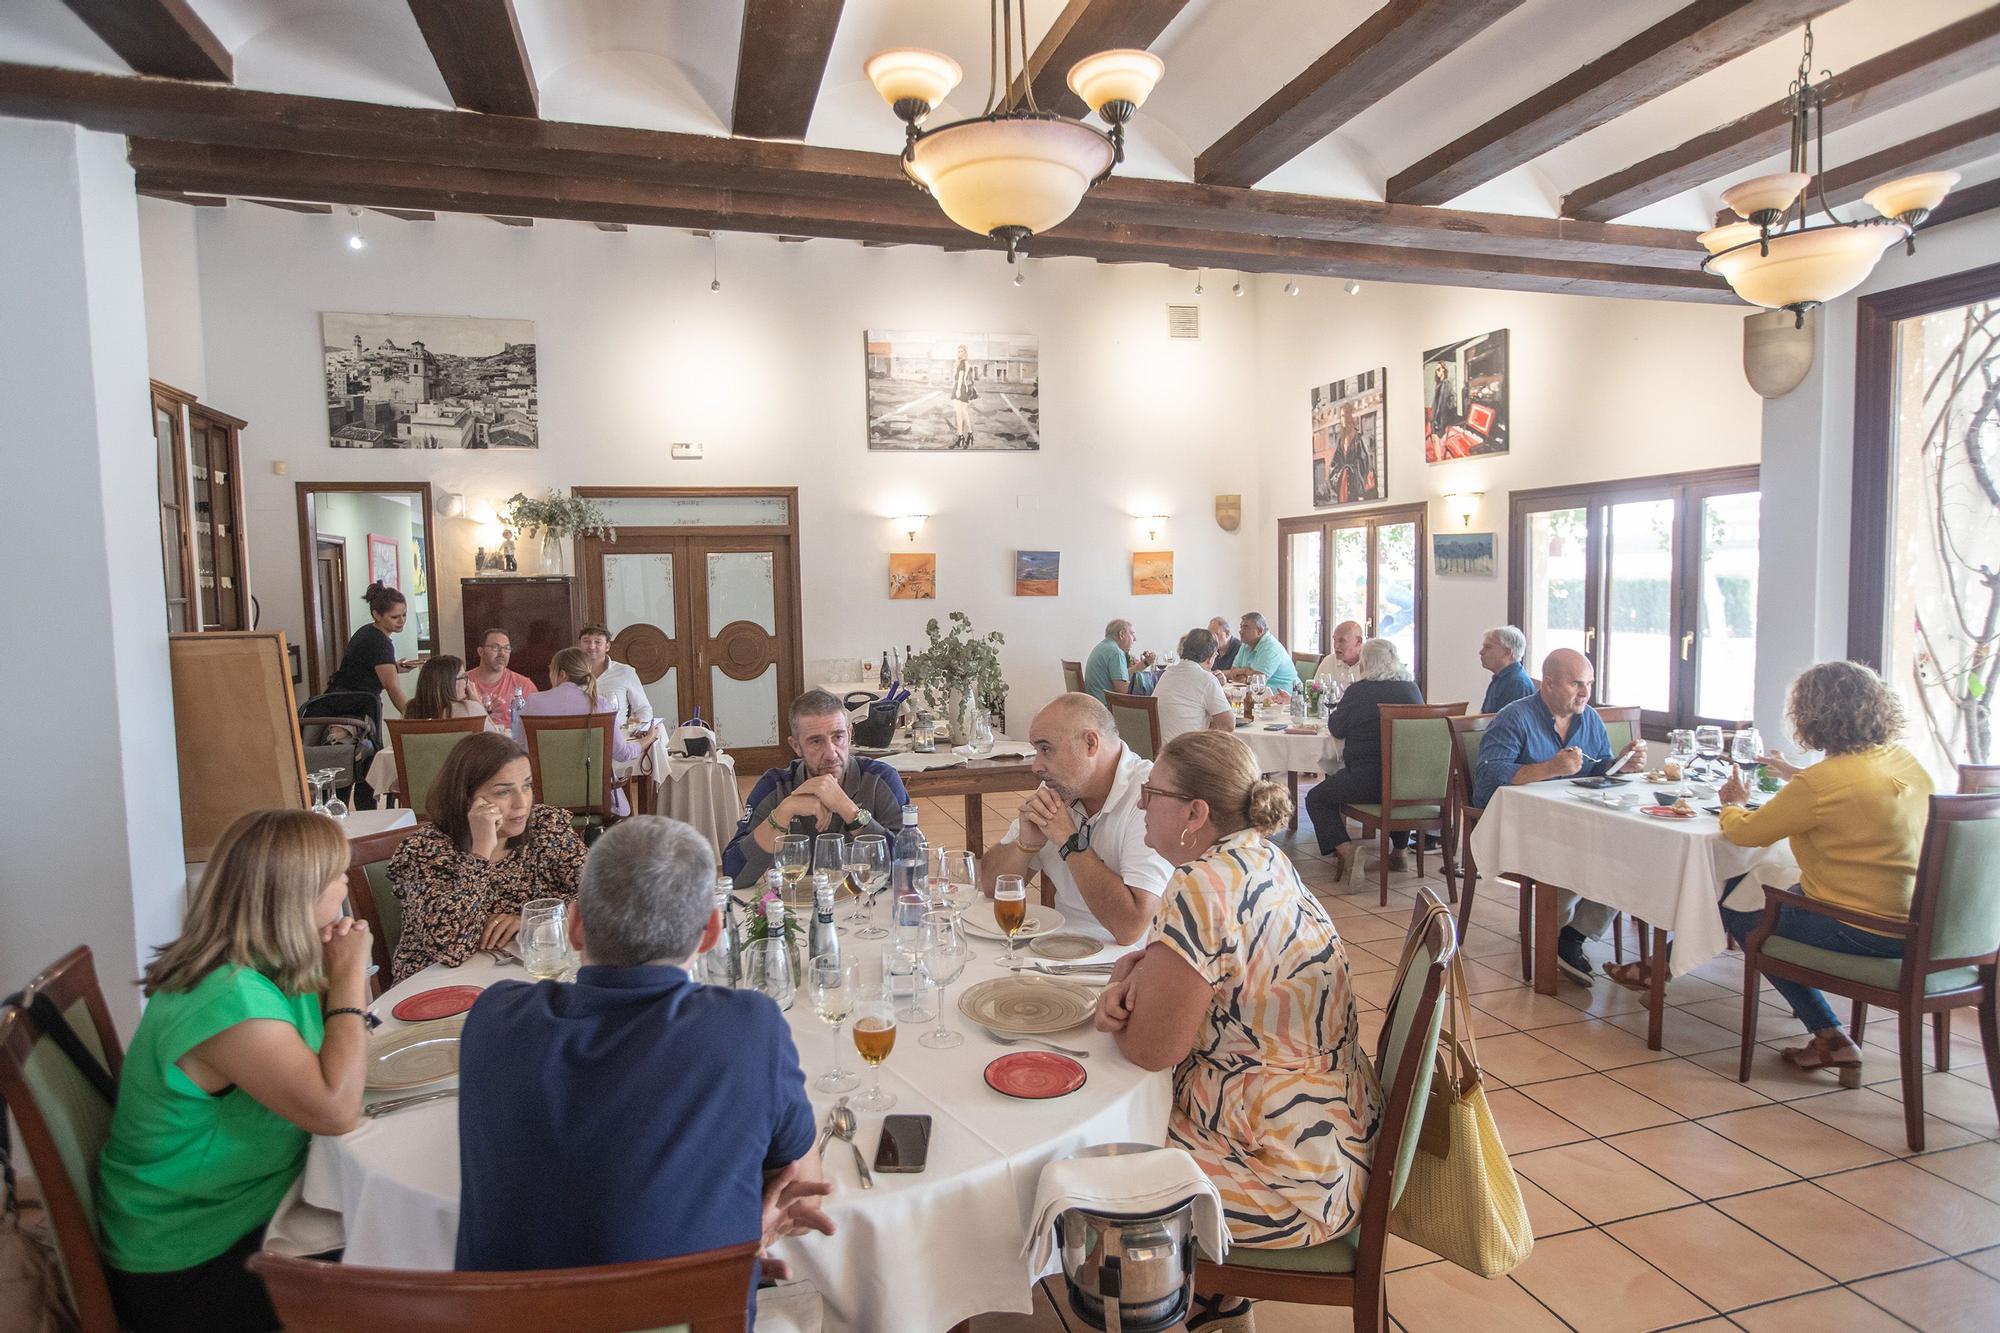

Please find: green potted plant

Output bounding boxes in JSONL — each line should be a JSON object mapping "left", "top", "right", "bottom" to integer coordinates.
{"left": 501, "top": 491, "right": 617, "bottom": 577}
{"left": 903, "top": 612, "right": 1008, "bottom": 744}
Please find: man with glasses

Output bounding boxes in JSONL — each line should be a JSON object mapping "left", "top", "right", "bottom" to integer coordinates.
{"left": 466, "top": 627, "right": 537, "bottom": 728}
{"left": 980, "top": 693, "right": 1173, "bottom": 949}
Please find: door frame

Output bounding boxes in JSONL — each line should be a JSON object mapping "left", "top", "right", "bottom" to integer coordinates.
{"left": 1277, "top": 501, "right": 1430, "bottom": 692}
{"left": 573, "top": 487, "right": 804, "bottom": 772}
{"left": 313, "top": 536, "right": 350, "bottom": 693}
{"left": 294, "top": 481, "right": 441, "bottom": 697}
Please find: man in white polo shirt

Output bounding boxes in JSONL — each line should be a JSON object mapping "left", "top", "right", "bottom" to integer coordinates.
{"left": 980, "top": 693, "right": 1172, "bottom": 948}
{"left": 1151, "top": 627, "right": 1233, "bottom": 744}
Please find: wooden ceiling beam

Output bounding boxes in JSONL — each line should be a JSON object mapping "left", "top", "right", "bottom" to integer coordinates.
{"left": 137, "top": 187, "right": 225, "bottom": 206}
{"left": 1013, "top": 0, "right": 1192, "bottom": 118}
{"left": 1194, "top": 0, "right": 1525, "bottom": 188}
{"left": 1919, "top": 174, "right": 2000, "bottom": 232}
{"left": 250, "top": 198, "right": 333, "bottom": 214}
{"left": 593, "top": 221, "right": 627, "bottom": 232}
{"left": 122, "top": 137, "right": 1734, "bottom": 303}
{"left": 405, "top": 0, "right": 538, "bottom": 118}
{"left": 1389, "top": 0, "right": 1841, "bottom": 206}
{"left": 1563, "top": 5, "right": 2000, "bottom": 221}
{"left": 55, "top": 0, "right": 230, "bottom": 82}
{"left": 1711, "top": 109, "right": 2000, "bottom": 225}
{"left": 731, "top": 0, "right": 845, "bottom": 141}
{"left": 373, "top": 207, "right": 436, "bottom": 221}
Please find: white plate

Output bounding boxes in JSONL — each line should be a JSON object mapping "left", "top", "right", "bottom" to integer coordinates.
{"left": 365, "top": 1017, "right": 466, "bottom": 1092}
{"left": 961, "top": 900, "right": 1068, "bottom": 942}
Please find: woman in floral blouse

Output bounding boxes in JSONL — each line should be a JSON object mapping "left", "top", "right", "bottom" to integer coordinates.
{"left": 386, "top": 732, "right": 587, "bottom": 982}
{"left": 1096, "top": 729, "right": 1382, "bottom": 1333}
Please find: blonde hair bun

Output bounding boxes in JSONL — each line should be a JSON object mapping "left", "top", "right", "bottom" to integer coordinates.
{"left": 1245, "top": 779, "right": 1293, "bottom": 834}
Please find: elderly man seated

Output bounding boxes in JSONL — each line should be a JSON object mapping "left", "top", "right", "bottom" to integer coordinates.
{"left": 1221, "top": 612, "right": 1300, "bottom": 695}
{"left": 1151, "top": 627, "right": 1234, "bottom": 744}
{"left": 981, "top": 693, "right": 1173, "bottom": 948}
{"left": 1313, "top": 620, "right": 1365, "bottom": 693}
{"left": 724, "top": 688, "right": 910, "bottom": 888}
{"left": 456, "top": 816, "right": 835, "bottom": 1325}
{"left": 1207, "top": 616, "right": 1243, "bottom": 671}
{"left": 1083, "top": 618, "right": 1156, "bottom": 701}
{"left": 1479, "top": 625, "right": 1536, "bottom": 714}
{"left": 1474, "top": 649, "right": 1643, "bottom": 985}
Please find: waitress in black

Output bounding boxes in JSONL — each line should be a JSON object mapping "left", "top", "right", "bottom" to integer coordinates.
{"left": 328, "top": 581, "right": 421, "bottom": 716}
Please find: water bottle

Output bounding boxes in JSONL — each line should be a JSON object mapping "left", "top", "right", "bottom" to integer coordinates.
{"left": 510, "top": 684, "right": 525, "bottom": 724}
{"left": 808, "top": 872, "right": 840, "bottom": 971}
{"left": 700, "top": 875, "right": 739, "bottom": 987}
{"left": 750, "top": 896, "right": 794, "bottom": 1011}
{"left": 1289, "top": 690, "right": 1308, "bottom": 726}
{"left": 892, "top": 805, "right": 926, "bottom": 900}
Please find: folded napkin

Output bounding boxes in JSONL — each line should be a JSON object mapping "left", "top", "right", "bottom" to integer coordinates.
{"left": 263, "top": 1177, "right": 346, "bottom": 1258}
{"left": 1721, "top": 858, "right": 1801, "bottom": 913}
{"left": 1023, "top": 1146, "right": 1227, "bottom": 1271}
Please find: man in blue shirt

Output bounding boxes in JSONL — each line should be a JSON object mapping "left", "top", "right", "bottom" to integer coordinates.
{"left": 457, "top": 816, "right": 834, "bottom": 1305}
{"left": 1474, "top": 649, "right": 1644, "bottom": 985}
{"left": 1479, "top": 625, "right": 1536, "bottom": 714}
{"left": 1222, "top": 611, "right": 1300, "bottom": 694}
{"left": 1083, "top": 619, "right": 1156, "bottom": 701}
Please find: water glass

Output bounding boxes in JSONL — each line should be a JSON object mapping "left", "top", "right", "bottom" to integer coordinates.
{"left": 917, "top": 912, "right": 970, "bottom": 1050}
{"left": 519, "top": 898, "right": 570, "bottom": 979}
{"left": 808, "top": 956, "right": 859, "bottom": 1094}
{"left": 891, "top": 892, "right": 933, "bottom": 1022}
{"left": 852, "top": 983, "right": 897, "bottom": 1112}
{"left": 845, "top": 833, "right": 890, "bottom": 939}
{"left": 812, "top": 832, "right": 846, "bottom": 894}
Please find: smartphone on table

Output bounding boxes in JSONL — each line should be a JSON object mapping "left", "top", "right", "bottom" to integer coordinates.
{"left": 872, "top": 1113, "right": 932, "bottom": 1174}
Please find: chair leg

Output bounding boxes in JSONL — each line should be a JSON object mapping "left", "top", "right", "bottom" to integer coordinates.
{"left": 1979, "top": 974, "right": 2000, "bottom": 1137}
{"left": 1738, "top": 954, "right": 1762, "bottom": 1083}
{"left": 1898, "top": 1007, "right": 1927, "bottom": 1153}
{"left": 1377, "top": 825, "right": 1391, "bottom": 907}
{"left": 1851, "top": 1000, "right": 1869, "bottom": 1042}
{"left": 1935, "top": 1009, "right": 1952, "bottom": 1073}
{"left": 1455, "top": 864, "right": 1479, "bottom": 958}
{"left": 1517, "top": 879, "right": 1533, "bottom": 983}
{"left": 1415, "top": 833, "right": 1426, "bottom": 879}
{"left": 1613, "top": 911, "right": 1625, "bottom": 965}
{"left": 1354, "top": 1267, "right": 1388, "bottom": 1333}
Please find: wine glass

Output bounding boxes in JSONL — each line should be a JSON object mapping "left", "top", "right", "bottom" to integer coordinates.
{"left": 918, "top": 912, "right": 970, "bottom": 1050}
{"left": 307, "top": 770, "right": 330, "bottom": 815}
{"left": 812, "top": 832, "right": 846, "bottom": 903}
{"left": 1693, "top": 725, "right": 1725, "bottom": 780}
{"left": 892, "top": 892, "right": 933, "bottom": 1023}
{"left": 851, "top": 982, "right": 897, "bottom": 1112}
{"left": 519, "top": 898, "right": 570, "bottom": 979}
{"left": 808, "top": 956, "right": 859, "bottom": 1094}
{"left": 1665, "top": 730, "right": 1696, "bottom": 793}
{"left": 1731, "top": 727, "right": 1763, "bottom": 767}
{"left": 844, "top": 833, "right": 890, "bottom": 940}
{"left": 321, "top": 770, "right": 348, "bottom": 821}
{"left": 775, "top": 834, "right": 812, "bottom": 910}
{"left": 994, "top": 873, "right": 1028, "bottom": 967}
{"left": 930, "top": 849, "right": 979, "bottom": 957}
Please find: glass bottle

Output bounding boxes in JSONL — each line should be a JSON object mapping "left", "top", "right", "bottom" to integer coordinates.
{"left": 749, "top": 896, "right": 794, "bottom": 1011}
{"left": 808, "top": 872, "right": 840, "bottom": 972}
{"left": 701, "top": 874, "right": 739, "bottom": 987}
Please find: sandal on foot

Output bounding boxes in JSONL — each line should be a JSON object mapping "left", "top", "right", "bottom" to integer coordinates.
{"left": 1186, "top": 1294, "right": 1256, "bottom": 1333}
{"left": 1781, "top": 1031, "right": 1864, "bottom": 1087}
{"left": 1603, "top": 961, "right": 1655, "bottom": 992}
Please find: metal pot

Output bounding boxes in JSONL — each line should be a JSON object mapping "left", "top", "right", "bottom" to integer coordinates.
{"left": 1056, "top": 1144, "right": 1198, "bottom": 1333}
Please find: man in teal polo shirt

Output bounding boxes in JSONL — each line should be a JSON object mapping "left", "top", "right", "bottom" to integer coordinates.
{"left": 1082, "top": 619, "right": 1155, "bottom": 701}
{"left": 1223, "top": 611, "right": 1300, "bottom": 694}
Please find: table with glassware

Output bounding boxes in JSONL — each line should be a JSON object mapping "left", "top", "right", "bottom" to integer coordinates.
{"left": 293, "top": 875, "right": 1173, "bottom": 1333}
{"left": 872, "top": 738, "right": 1042, "bottom": 850}
{"left": 1227, "top": 691, "right": 1343, "bottom": 833}
{"left": 1469, "top": 737, "right": 1788, "bottom": 1048}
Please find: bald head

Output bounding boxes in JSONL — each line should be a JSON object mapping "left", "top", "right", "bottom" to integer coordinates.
{"left": 1332, "top": 620, "right": 1364, "bottom": 665}
{"left": 1029, "top": 693, "right": 1119, "bottom": 802}
{"left": 1038, "top": 692, "right": 1115, "bottom": 741}
{"left": 1539, "top": 648, "right": 1595, "bottom": 718}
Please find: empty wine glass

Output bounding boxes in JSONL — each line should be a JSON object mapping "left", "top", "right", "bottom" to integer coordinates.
{"left": 845, "top": 833, "right": 890, "bottom": 940}
{"left": 321, "top": 770, "right": 348, "bottom": 820}
{"left": 917, "top": 912, "right": 970, "bottom": 1050}
{"left": 931, "top": 849, "right": 979, "bottom": 958}
{"left": 808, "top": 956, "right": 859, "bottom": 1094}
{"left": 307, "top": 770, "right": 330, "bottom": 815}
{"left": 812, "top": 832, "right": 846, "bottom": 898}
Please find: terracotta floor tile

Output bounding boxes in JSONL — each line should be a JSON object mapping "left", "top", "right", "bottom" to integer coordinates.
{"left": 1508, "top": 1227, "right": 1714, "bottom": 1332}
{"left": 1384, "top": 1234, "right": 1440, "bottom": 1272}
{"left": 1787, "top": 1086, "right": 1981, "bottom": 1157}
{"left": 1727, "top": 1285, "right": 1912, "bottom": 1333}
{"left": 1521, "top": 1073, "right": 1682, "bottom": 1137}
{"left": 1912, "top": 1142, "right": 2000, "bottom": 1205}
{"left": 1656, "top": 974, "right": 1735, "bottom": 1007}
{"left": 1485, "top": 1087, "right": 1590, "bottom": 1153}
{"left": 1605, "top": 1202, "right": 1826, "bottom": 1310}
{"left": 1337, "top": 914, "right": 1414, "bottom": 944}
{"left": 1460, "top": 960, "right": 1531, "bottom": 996}
{"left": 1961, "top": 1244, "right": 2000, "bottom": 1279}
{"left": 1700, "top": 1103, "right": 1889, "bottom": 1176}
{"left": 1528, "top": 1017, "right": 1675, "bottom": 1071}
{"left": 1516, "top": 1174, "right": 1589, "bottom": 1237}
{"left": 1851, "top": 1259, "right": 2000, "bottom": 1333}
{"left": 1549, "top": 980, "right": 1651, "bottom": 1020}
{"left": 1608, "top": 1058, "right": 1772, "bottom": 1119}
{"left": 1475, "top": 1033, "right": 1592, "bottom": 1087}
{"left": 1246, "top": 1299, "right": 1359, "bottom": 1332}
{"left": 1385, "top": 1263, "right": 1566, "bottom": 1333}
{"left": 1816, "top": 1160, "right": 2000, "bottom": 1254}
{"left": 1604, "top": 1004, "right": 1743, "bottom": 1056}
{"left": 1512, "top": 1138, "right": 1699, "bottom": 1224}
{"left": 1456, "top": 925, "right": 1522, "bottom": 961}
{"left": 1688, "top": 1045, "right": 1861, "bottom": 1103}
{"left": 1713, "top": 1180, "right": 1944, "bottom": 1281}
{"left": 1872, "top": 1070, "right": 2000, "bottom": 1137}
{"left": 1607, "top": 1121, "right": 1796, "bottom": 1199}
{"left": 1473, "top": 988, "right": 1598, "bottom": 1032}
{"left": 1678, "top": 995, "right": 1793, "bottom": 1032}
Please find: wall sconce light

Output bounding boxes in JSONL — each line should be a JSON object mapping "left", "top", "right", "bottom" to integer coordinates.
{"left": 1140, "top": 514, "right": 1169, "bottom": 542}
{"left": 1444, "top": 491, "right": 1484, "bottom": 528}
{"left": 897, "top": 514, "right": 928, "bottom": 543}
{"left": 436, "top": 491, "right": 466, "bottom": 518}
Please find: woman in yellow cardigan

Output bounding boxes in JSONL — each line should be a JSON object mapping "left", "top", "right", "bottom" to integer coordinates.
{"left": 1715, "top": 661, "right": 1933, "bottom": 1084}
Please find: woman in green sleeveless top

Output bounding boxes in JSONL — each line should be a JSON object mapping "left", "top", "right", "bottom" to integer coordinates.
{"left": 96, "top": 810, "right": 374, "bottom": 1332}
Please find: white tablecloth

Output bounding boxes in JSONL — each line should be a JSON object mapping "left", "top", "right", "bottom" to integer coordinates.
{"left": 1468, "top": 781, "right": 1789, "bottom": 977}
{"left": 874, "top": 740, "right": 1035, "bottom": 774}
{"left": 297, "top": 946, "right": 1171, "bottom": 1332}
{"left": 1233, "top": 718, "right": 1342, "bottom": 777}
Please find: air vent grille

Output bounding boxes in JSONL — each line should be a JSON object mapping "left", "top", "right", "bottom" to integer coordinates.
{"left": 1166, "top": 304, "right": 1200, "bottom": 339}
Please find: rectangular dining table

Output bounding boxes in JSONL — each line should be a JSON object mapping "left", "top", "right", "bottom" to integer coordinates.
{"left": 877, "top": 742, "right": 1041, "bottom": 849}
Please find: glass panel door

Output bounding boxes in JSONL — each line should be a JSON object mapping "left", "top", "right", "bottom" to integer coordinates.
{"left": 1329, "top": 526, "right": 1370, "bottom": 634}
{"left": 1374, "top": 522, "right": 1417, "bottom": 668}
{"left": 603, "top": 550, "right": 688, "bottom": 724}
{"left": 702, "top": 549, "right": 781, "bottom": 750}
{"left": 1523, "top": 507, "right": 1587, "bottom": 664}
{"left": 1694, "top": 490, "right": 1759, "bottom": 724}
{"left": 1603, "top": 499, "right": 1675, "bottom": 714}
{"left": 1287, "top": 530, "right": 1323, "bottom": 655}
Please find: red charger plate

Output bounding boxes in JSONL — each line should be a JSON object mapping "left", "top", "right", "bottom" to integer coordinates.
{"left": 985, "top": 1051, "right": 1087, "bottom": 1100}
{"left": 391, "top": 985, "right": 483, "bottom": 1022}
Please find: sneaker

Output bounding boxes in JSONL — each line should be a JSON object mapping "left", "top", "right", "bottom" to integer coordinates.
{"left": 1387, "top": 849, "right": 1410, "bottom": 873}
{"left": 1555, "top": 926, "right": 1595, "bottom": 986}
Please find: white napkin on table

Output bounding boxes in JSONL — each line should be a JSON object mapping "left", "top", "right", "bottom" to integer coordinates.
{"left": 1721, "top": 858, "right": 1802, "bottom": 913}
{"left": 1022, "top": 1146, "right": 1227, "bottom": 1270}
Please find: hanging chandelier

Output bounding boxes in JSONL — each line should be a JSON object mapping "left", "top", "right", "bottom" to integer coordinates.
{"left": 864, "top": 0, "right": 1163, "bottom": 261}
{"left": 1698, "top": 24, "right": 1958, "bottom": 327}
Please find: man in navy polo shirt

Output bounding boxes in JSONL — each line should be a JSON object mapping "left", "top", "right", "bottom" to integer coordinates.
{"left": 1475, "top": 648, "right": 1644, "bottom": 986}
{"left": 456, "top": 816, "right": 833, "bottom": 1314}
{"left": 1478, "top": 625, "right": 1536, "bottom": 714}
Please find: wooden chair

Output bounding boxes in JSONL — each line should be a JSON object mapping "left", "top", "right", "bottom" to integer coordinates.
{"left": 1193, "top": 890, "right": 1457, "bottom": 1333}
{"left": 521, "top": 712, "right": 625, "bottom": 826}
{"left": 386, "top": 715, "right": 487, "bottom": 818}
{"left": 0, "top": 947, "right": 126, "bottom": 1333}
{"left": 248, "top": 1240, "right": 760, "bottom": 1333}
{"left": 1596, "top": 704, "right": 1641, "bottom": 759}
{"left": 1104, "top": 690, "right": 1162, "bottom": 760}
{"left": 346, "top": 824, "right": 422, "bottom": 996}
{"left": 1061, "top": 659, "right": 1085, "bottom": 694}
{"left": 1446, "top": 713, "right": 1534, "bottom": 982}
{"left": 1738, "top": 792, "right": 2000, "bottom": 1150}
{"left": 1292, "top": 651, "right": 1322, "bottom": 685}
{"left": 1343, "top": 703, "right": 1466, "bottom": 905}
{"left": 1959, "top": 764, "right": 2000, "bottom": 794}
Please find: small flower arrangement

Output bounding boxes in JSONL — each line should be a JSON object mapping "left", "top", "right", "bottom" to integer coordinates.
{"left": 501, "top": 490, "right": 617, "bottom": 542}
{"left": 744, "top": 889, "right": 804, "bottom": 951}
{"left": 1302, "top": 680, "right": 1328, "bottom": 714}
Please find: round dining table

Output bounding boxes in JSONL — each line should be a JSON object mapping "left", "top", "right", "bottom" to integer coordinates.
{"left": 296, "top": 918, "right": 1172, "bottom": 1332}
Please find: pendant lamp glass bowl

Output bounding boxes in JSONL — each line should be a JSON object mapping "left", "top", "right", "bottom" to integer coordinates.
{"left": 1706, "top": 224, "right": 1898, "bottom": 319}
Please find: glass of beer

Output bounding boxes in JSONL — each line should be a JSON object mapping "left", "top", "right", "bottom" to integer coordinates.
{"left": 775, "top": 834, "right": 812, "bottom": 909}
{"left": 852, "top": 982, "right": 898, "bottom": 1111}
{"left": 808, "top": 955, "right": 859, "bottom": 1094}
{"left": 519, "top": 898, "right": 570, "bottom": 980}
{"left": 993, "top": 873, "right": 1028, "bottom": 966}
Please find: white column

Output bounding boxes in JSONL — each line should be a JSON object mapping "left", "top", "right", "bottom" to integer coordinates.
{"left": 0, "top": 117, "right": 186, "bottom": 1030}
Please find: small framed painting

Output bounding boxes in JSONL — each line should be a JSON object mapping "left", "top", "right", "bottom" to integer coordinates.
{"left": 1434, "top": 532, "right": 1496, "bottom": 576}
{"left": 1015, "top": 550, "right": 1059, "bottom": 596}
{"left": 889, "top": 552, "right": 937, "bottom": 599}
{"left": 367, "top": 534, "right": 400, "bottom": 589}
{"left": 1132, "top": 551, "right": 1174, "bottom": 595}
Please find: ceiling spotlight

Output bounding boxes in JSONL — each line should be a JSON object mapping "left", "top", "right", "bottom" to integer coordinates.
{"left": 1343, "top": 279, "right": 1362, "bottom": 296}
{"left": 347, "top": 234, "right": 367, "bottom": 251}
{"left": 1282, "top": 281, "right": 1300, "bottom": 296}
{"left": 1231, "top": 279, "right": 1244, "bottom": 297}
{"left": 709, "top": 278, "right": 721, "bottom": 293}
{"left": 345, "top": 205, "right": 366, "bottom": 251}
{"left": 1013, "top": 269, "right": 1025, "bottom": 287}
{"left": 708, "top": 231, "right": 721, "bottom": 293}
{"left": 1194, "top": 267, "right": 1204, "bottom": 296}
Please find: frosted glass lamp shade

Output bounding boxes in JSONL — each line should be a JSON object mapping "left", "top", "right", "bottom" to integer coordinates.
{"left": 907, "top": 117, "right": 1115, "bottom": 237}
{"left": 865, "top": 48, "right": 962, "bottom": 113}
{"left": 1067, "top": 50, "right": 1164, "bottom": 115}
{"left": 1708, "top": 224, "right": 1897, "bottom": 311}
{"left": 1697, "top": 221, "right": 1762, "bottom": 255}
{"left": 1722, "top": 172, "right": 1810, "bottom": 222}
{"left": 1863, "top": 170, "right": 1960, "bottom": 221}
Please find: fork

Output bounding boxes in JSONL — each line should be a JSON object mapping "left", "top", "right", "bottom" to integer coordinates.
{"left": 976, "top": 1027, "right": 1090, "bottom": 1059}
{"left": 363, "top": 1089, "right": 459, "bottom": 1118}
{"left": 483, "top": 949, "right": 521, "bottom": 967}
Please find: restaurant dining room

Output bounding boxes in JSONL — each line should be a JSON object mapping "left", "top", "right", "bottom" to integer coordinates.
{"left": 6, "top": 1, "right": 2000, "bottom": 1330}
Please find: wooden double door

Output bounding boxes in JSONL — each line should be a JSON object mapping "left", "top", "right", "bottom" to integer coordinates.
{"left": 579, "top": 533, "right": 799, "bottom": 772}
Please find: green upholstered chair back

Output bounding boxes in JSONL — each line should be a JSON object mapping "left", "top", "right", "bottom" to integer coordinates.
{"left": 523, "top": 713, "right": 617, "bottom": 815}
{"left": 1371, "top": 894, "right": 1455, "bottom": 1209}
{"left": 1105, "top": 692, "right": 1160, "bottom": 761}
{"left": 1293, "top": 652, "right": 1322, "bottom": 684}
{"left": 1597, "top": 706, "right": 1641, "bottom": 759}
{"left": 1922, "top": 795, "right": 2000, "bottom": 966}
{"left": 389, "top": 717, "right": 487, "bottom": 819}
{"left": 1061, "top": 660, "right": 1085, "bottom": 694}
{"left": 1447, "top": 714, "right": 1494, "bottom": 812}
{"left": 1382, "top": 707, "right": 1464, "bottom": 806}
{"left": 363, "top": 862, "right": 402, "bottom": 963}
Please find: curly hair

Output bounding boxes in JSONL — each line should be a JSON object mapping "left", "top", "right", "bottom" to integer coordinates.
{"left": 1787, "top": 660, "right": 1905, "bottom": 755}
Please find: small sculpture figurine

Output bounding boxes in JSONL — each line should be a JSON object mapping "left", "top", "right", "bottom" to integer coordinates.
{"left": 501, "top": 528, "right": 517, "bottom": 572}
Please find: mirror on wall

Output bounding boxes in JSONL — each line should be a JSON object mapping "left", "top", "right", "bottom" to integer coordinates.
{"left": 295, "top": 482, "right": 441, "bottom": 698}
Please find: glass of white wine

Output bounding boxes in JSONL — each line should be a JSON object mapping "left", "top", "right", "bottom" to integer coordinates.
{"left": 775, "top": 834, "right": 812, "bottom": 909}
{"left": 808, "top": 955, "right": 859, "bottom": 1094}
{"left": 852, "top": 982, "right": 897, "bottom": 1112}
{"left": 519, "top": 898, "right": 570, "bottom": 980}
{"left": 845, "top": 833, "right": 890, "bottom": 940}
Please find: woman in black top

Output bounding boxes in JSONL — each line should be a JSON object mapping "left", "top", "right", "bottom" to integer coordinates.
{"left": 949, "top": 344, "right": 976, "bottom": 449}
{"left": 328, "top": 581, "right": 419, "bottom": 715}
{"left": 1305, "top": 637, "right": 1424, "bottom": 880}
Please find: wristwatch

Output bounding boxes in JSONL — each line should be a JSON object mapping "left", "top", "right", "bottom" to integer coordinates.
{"left": 843, "top": 809, "right": 876, "bottom": 834}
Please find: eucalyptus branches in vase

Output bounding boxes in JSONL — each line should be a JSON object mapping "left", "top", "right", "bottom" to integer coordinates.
{"left": 502, "top": 491, "right": 617, "bottom": 578}
{"left": 903, "top": 612, "right": 1007, "bottom": 744}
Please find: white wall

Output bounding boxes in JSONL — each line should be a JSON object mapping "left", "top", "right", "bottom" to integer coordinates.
{"left": 1249, "top": 277, "right": 1763, "bottom": 708}
{"left": 0, "top": 118, "right": 185, "bottom": 1029}
{"left": 138, "top": 196, "right": 205, "bottom": 398}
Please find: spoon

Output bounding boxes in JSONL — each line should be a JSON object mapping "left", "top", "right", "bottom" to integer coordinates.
{"left": 828, "top": 1098, "right": 873, "bottom": 1190}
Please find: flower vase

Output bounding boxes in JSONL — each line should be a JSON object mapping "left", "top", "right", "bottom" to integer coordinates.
{"left": 946, "top": 685, "right": 981, "bottom": 746}
{"left": 542, "top": 531, "right": 568, "bottom": 577}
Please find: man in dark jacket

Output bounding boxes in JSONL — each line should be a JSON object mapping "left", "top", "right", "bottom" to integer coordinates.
{"left": 1304, "top": 639, "right": 1425, "bottom": 881}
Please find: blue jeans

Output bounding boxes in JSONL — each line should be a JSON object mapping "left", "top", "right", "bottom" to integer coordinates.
{"left": 1720, "top": 897, "right": 1905, "bottom": 1034}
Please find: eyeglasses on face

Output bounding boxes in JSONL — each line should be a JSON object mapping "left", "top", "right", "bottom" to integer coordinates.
{"left": 1139, "top": 783, "right": 1196, "bottom": 806}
